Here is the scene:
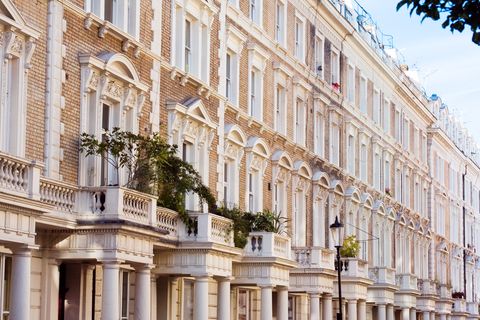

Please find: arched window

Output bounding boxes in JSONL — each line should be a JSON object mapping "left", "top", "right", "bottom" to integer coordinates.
{"left": 79, "top": 53, "right": 148, "bottom": 187}
{"left": 245, "top": 137, "right": 270, "bottom": 213}
{"left": 271, "top": 151, "right": 293, "bottom": 231}
{"left": 292, "top": 161, "right": 311, "bottom": 247}
{"left": 223, "top": 125, "right": 246, "bottom": 208}
{"left": 313, "top": 171, "right": 330, "bottom": 248}
{"left": 167, "top": 98, "right": 216, "bottom": 211}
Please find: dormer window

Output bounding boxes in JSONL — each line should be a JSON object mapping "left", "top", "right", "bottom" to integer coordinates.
{"left": 86, "top": 0, "right": 140, "bottom": 38}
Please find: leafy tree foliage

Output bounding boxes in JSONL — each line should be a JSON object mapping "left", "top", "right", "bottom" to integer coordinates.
{"left": 80, "top": 128, "right": 216, "bottom": 226}
{"left": 397, "top": 0, "right": 480, "bottom": 44}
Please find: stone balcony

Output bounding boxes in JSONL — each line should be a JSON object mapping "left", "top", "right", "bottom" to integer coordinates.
{"left": 436, "top": 283, "right": 452, "bottom": 300}
{"left": 38, "top": 176, "right": 235, "bottom": 247}
{"left": 369, "top": 267, "right": 396, "bottom": 286}
{"left": 0, "top": 152, "right": 42, "bottom": 201}
{"left": 177, "top": 211, "right": 234, "bottom": 247}
{"left": 292, "top": 246, "right": 335, "bottom": 270}
{"left": 395, "top": 273, "right": 418, "bottom": 292}
{"left": 341, "top": 258, "right": 369, "bottom": 279}
{"left": 416, "top": 279, "right": 437, "bottom": 296}
{"left": 467, "top": 302, "right": 479, "bottom": 316}
{"left": 245, "top": 232, "right": 291, "bottom": 260}
{"left": 453, "top": 299, "right": 467, "bottom": 314}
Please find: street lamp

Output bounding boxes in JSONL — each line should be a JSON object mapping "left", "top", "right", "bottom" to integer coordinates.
{"left": 330, "top": 215, "right": 345, "bottom": 320}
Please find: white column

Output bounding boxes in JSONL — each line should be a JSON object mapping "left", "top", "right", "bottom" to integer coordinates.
{"left": 194, "top": 276, "right": 209, "bottom": 320}
{"left": 387, "top": 305, "right": 395, "bottom": 320}
{"left": 410, "top": 309, "right": 417, "bottom": 320}
{"left": 423, "top": 311, "right": 430, "bottom": 320}
{"left": 431, "top": 312, "right": 435, "bottom": 320}
{"left": 151, "top": 275, "right": 157, "bottom": 320}
{"left": 439, "top": 315, "right": 446, "bottom": 320}
{"left": 401, "top": 308, "right": 409, "bottom": 320}
{"left": 358, "top": 300, "right": 366, "bottom": 320}
{"left": 277, "top": 287, "right": 288, "bottom": 320}
{"left": 10, "top": 248, "right": 32, "bottom": 320}
{"left": 377, "top": 304, "right": 387, "bottom": 320}
{"left": 43, "top": 259, "right": 60, "bottom": 320}
{"left": 102, "top": 261, "right": 121, "bottom": 320}
{"left": 260, "top": 286, "right": 273, "bottom": 320}
{"left": 217, "top": 278, "right": 231, "bottom": 320}
{"left": 348, "top": 300, "right": 358, "bottom": 320}
{"left": 323, "top": 294, "right": 333, "bottom": 320}
{"left": 135, "top": 265, "right": 151, "bottom": 320}
{"left": 310, "top": 293, "right": 320, "bottom": 320}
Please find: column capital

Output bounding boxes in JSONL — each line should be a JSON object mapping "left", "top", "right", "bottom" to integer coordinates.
{"left": 215, "top": 276, "right": 234, "bottom": 282}
{"left": 322, "top": 293, "right": 333, "bottom": 298}
{"left": 308, "top": 292, "right": 321, "bottom": 298}
{"left": 135, "top": 263, "right": 155, "bottom": 272}
{"left": 100, "top": 259, "right": 123, "bottom": 267}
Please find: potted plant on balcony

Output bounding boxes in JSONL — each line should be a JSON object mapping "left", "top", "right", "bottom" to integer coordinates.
{"left": 80, "top": 128, "right": 217, "bottom": 228}
{"left": 340, "top": 234, "right": 360, "bottom": 258}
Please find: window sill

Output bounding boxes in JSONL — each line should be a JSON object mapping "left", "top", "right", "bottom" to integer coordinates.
{"left": 170, "top": 67, "right": 211, "bottom": 98}
{"left": 83, "top": 12, "right": 142, "bottom": 58}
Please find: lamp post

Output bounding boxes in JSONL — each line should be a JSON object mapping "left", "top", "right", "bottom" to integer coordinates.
{"left": 330, "top": 215, "right": 345, "bottom": 320}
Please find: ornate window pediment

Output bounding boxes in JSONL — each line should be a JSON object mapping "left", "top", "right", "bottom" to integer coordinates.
{"left": 78, "top": 53, "right": 148, "bottom": 186}
{"left": 167, "top": 98, "right": 216, "bottom": 149}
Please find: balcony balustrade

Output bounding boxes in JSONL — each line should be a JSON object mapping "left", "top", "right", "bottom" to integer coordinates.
{"left": 178, "top": 211, "right": 234, "bottom": 247}
{"left": 453, "top": 299, "right": 467, "bottom": 313}
{"left": 416, "top": 279, "right": 437, "bottom": 296}
{"left": 436, "top": 283, "right": 452, "bottom": 299}
{"left": 395, "top": 273, "right": 418, "bottom": 291}
{"left": 292, "top": 246, "right": 334, "bottom": 269}
{"left": 467, "top": 302, "right": 479, "bottom": 315}
{"left": 341, "top": 258, "right": 368, "bottom": 278}
{"left": 245, "top": 232, "right": 291, "bottom": 260}
{"left": 369, "top": 267, "right": 396, "bottom": 285}
{"left": 0, "top": 152, "right": 41, "bottom": 200}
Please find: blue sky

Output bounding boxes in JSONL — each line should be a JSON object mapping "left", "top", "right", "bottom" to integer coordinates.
{"left": 358, "top": 1, "right": 480, "bottom": 141}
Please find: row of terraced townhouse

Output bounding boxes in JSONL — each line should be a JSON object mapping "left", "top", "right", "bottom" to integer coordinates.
{"left": 1, "top": 0, "right": 480, "bottom": 319}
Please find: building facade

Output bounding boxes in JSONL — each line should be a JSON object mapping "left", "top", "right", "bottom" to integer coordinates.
{"left": 1, "top": 0, "right": 480, "bottom": 319}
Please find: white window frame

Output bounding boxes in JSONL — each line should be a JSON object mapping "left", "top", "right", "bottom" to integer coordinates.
{"left": 85, "top": 0, "right": 140, "bottom": 38}
{"left": 314, "top": 33, "right": 324, "bottom": 78}
{"left": 120, "top": 269, "right": 130, "bottom": 320}
{"left": 275, "top": 0, "right": 286, "bottom": 46}
{"left": 330, "top": 124, "right": 340, "bottom": 166}
{"left": 330, "top": 47, "right": 340, "bottom": 85}
{"left": 275, "top": 84, "right": 287, "bottom": 135}
{"left": 250, "top": 0, "right": 263, "bottom": 27}
{"left": 346, "top": 63, "right": 355, "bottom": 103}
{"left": 0, "top": 255, "right": 11, "bottom": 318}
{"left": 247, "top": 44, "right": 268, "bottom": 122}
{"left": 245, "top": 138, "right": 269, "bottom": 213}
{"left": 182, "top": 278, "right": 195, "bottom": 320}
{"left": 224, "top": 125, "right": 246, "bottom": 208}
{"left": 359, "top": 76, "right": 367, "bottom": 114}
{"left": 383, "top": 98, "right": 390, "bottom": 134}
{"left": 171, "top": 0, "right": 213, "bottom": 83}
{"left": 294, "top": 14, "right": 306, "bottom": 63}
{"left": 315, "top": 111, "right": 325, "bottom": 157}
{"left": 360, "top": 143, "right": 367, "bottom": 181}
{"left": 347, "top": 134, "right": 355, "bottom": 175}
{"left": 295, "top": 98, "right": 306, "bottom": 146}
{"left": 373, "top": 88, "right": 380, "bottom": 124}
{"left": 225, "top": 25, "right": 245, "bottom": 107}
